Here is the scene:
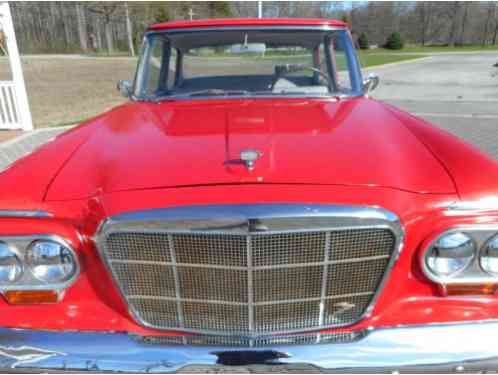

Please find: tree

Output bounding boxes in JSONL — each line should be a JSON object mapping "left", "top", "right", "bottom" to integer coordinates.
{"left": 417, "top": 2, "right": 433, "bottom": 46}
{"left": 458, "top": 2, "right": 469, "bottom": 46}
{"left": 0, "top": 30, "right": 6, "bottom": 55}
{"left": 124, "top": 2, "right": 135, "bottom": 57}
{"left": 358, "top": 32, "right": 369, "bottom": 49}
{"left": 492, "top": 3, "right": 498, "bottom": 45}
{"left": 482, "top": 2, "right": 496, "bottom": 46}
{"left": 6, "top": 2, "right": 498, "bottom": 55}
{"left": 447, "top": 2, "right": 460, "bottom": 47}
{"left": 76, "top": 3, "right": 88, "bottom": 52}
{"left": 384, "top": 32, "right": 404, "bottom": 50}
{"left": 341, "top": 14, "right": 350, "bottom": 28}
{"left": 207, "top": 2, "right": 232, "bottom": 18}
{"left": 87, "top": 3, "right": 119, "bottom": 54}
{"left": 152, "top": 5, "right": 172, "bottom": 23}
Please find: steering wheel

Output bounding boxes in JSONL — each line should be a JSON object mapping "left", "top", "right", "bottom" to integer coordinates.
{"left": 271, "top": 64, "right": 332, "bottom": 91}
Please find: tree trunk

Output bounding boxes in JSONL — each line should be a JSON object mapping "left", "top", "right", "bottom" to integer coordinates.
{"left": 420, "top": 3, "right": 432, "bottom": 46}
{"left": 60, "top": 4, "right": 72, "bottom": 48}
{"left": 482, "top": 3, "right": 494, "bottom": 46}
{"left": 447, "top": 2, "right": 459, "bottom": 47}
{"left": 459, "top": 3, "right": 468, "bottom": 46}
{"left": 95, "top": 19, "right": 103, "bottom": 50}
{"left": 493, "top": 4, "right": 498, "bottom": 45}
{"left": 494, "top": 21, "right": 498, "bottom": 45}
{"left": 104, "top": 17, "right": 114, "bottom": 53}
{"left": 124, "top": 3, "right": 135, "bottom": 57}
{"left": 76, "top": 3, "right": 88, "bottom": 52}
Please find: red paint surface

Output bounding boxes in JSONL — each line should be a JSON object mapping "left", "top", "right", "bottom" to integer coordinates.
{"left": 2, "top": 94, "right": 498, "bottom": 336}
{"left": 147, "top": 18, "right": 348, "bottom": 32}
{"left": 45, "top": 98, "right": 456, "bottom": 201}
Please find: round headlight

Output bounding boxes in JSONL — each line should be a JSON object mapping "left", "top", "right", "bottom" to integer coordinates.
{"left": 481, "top": 236, "right": 498, "bottom": 275}
{"left": 26, "top": 240, "right": 76, "bottom": 284}
{"left": 0, "top": 242, "right": 22, "bottom": 283}
{"left": 426, "top": 232, "right": 475, "bottom": 277}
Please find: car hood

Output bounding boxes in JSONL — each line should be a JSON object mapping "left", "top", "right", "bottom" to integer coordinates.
{"left": 45, "top": 97, "right": 456, "bottom": 201}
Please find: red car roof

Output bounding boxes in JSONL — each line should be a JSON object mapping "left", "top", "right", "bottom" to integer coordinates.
{"left": 148, "top": 18, "right": 347, "bottom": 31}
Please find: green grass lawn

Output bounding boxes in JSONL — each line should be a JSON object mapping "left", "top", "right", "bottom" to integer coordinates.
{"left": 363, "top": 44, "right": 498, "bottom": 54}
{"left": 258, "top": 52, "right": 428, "bottom": 69}
{"left": 357, "top": 53, "right": 428, "bottom": 68}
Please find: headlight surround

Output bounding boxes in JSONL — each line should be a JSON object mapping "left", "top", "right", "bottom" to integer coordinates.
{"left": 480, "top": 235, "right": 498, "bottom": 275}
{"left": 26, "top": 240, "right": 77, "bottom": 284}
{"left": 425, "top": 232, "right": 475, "bottom": 278}
{"left": 0, "top": 242, "right": 22, "bottom": 283}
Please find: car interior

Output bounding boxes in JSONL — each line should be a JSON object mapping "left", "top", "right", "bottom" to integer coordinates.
{"left": 143, "top": 29, "right": 349, "bottom": 97}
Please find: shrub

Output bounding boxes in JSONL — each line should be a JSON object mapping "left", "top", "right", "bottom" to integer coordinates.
{"left": 384, "top": 32, "right": 404, "bottom": 50}
{"left": 358, "top": 32, "right": 369, "bottom": 49}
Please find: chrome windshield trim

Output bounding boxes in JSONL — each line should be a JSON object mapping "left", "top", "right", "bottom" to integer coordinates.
{"left": 146, "top": 94, "right": 358, "bottom": 103}
{"left": 145, "top": 25, "right": 346, "bottom": 36}
{"left": 2, "top": 320, "right": 498, "bottom": 372}
{"left": 0, "top": 210, "right": 52, "bottom": 218}
{"left": 135, "top": 26, "right": 364, "bottom": 100}
{"left": 95, "top": 204, "right": 404, "bottom": 336}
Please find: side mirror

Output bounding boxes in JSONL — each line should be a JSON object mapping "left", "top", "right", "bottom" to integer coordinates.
{"left": 117, "top": 80, "right": 132, "bottom": 98}
{"left": 363, "top": 73, "right": 379, "bottom": 94}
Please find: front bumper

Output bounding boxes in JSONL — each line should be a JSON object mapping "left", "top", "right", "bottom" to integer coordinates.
{"left": 1, "top": 321, "right": 498, "bottom": 373}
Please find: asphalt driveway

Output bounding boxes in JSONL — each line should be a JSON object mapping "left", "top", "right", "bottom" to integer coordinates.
{"left": 372, "top": 53, "right": 498, "bottom": 160}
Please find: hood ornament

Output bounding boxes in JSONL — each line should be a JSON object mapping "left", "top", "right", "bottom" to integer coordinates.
{"left": 240, "top": 149, "right": 262, "bottom": 171}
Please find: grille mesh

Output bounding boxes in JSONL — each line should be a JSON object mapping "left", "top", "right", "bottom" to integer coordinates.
{"left": 253, "top": 266, "right": 323, "bottom": 302}
{"left": 103, "top": 227, "right": 396, "bottom": 336}
{"left": 173, "top": 234, "right": 247, "bottom": 266}
{"left": 252, "top": 232, "right": 327, "bottom": 266}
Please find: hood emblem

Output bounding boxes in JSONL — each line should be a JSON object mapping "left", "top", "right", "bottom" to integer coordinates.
{"left": 240, "top": 149, "right": 262, "bottom": 171}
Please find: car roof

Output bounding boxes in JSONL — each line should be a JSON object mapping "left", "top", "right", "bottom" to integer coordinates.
{"left": 147, "top": 18, "right": 348, "bottom": 31}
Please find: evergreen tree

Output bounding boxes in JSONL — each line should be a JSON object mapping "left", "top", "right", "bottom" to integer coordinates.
{"left": 358, "top": 32, "right": 369, "bottom": 49}
{"left": 384, "top": 32, "right": 404, "bottom": 50}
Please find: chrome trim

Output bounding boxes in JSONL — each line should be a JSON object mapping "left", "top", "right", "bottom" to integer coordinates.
{"left": 0, "top": 234, "right": 80, "bottom": 292}
{"left": 146, "top": 25, "right": 346, "bottom": 36}
{"left": 421, "top": 225, "right": 498, "bottom": 285}
{"left": 448, "top": 199, "right": 498, "bottom": 212}
{"left": 2, "top": 321, "right": 498, "bottom": 372}
{"left": 0, "top": 210, "right": 52, "bottom": 218}
{"left": 480, "top": 234, "right": 498, "bottom": 277}
{"left": 135, "top": 26, "right": 364, "bottom": 101}
{"left": 95, "top": 204, "right": 404, "bottom": 336}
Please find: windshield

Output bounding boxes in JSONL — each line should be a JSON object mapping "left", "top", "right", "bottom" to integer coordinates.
{"left": 134, "top": 28, "right": 362, "bottom": 100}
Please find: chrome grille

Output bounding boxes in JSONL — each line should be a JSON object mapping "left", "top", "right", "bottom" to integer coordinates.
{"left": 132, "top": 330, "right": 368, "bottom": 347}
{"left": 98, "top": 204, "right": 401, "bottom": 337}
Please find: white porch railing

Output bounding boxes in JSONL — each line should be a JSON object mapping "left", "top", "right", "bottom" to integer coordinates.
{"left": 0, "top": 2, "right": 33, "bottom": 131}
{"left": 0, "top": 81, "right": 20, "bottom": 127}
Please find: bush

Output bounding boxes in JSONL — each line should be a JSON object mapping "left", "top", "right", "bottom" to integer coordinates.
{"left": 358, "top": 32, "right": 369, "bottom": 49}
{"left": 384, "top": 32, "right": 404, "bottom": 50}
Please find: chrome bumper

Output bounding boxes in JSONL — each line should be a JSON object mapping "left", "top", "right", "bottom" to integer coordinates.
{"left": 1, "top": 321, "right": 498, "bottom": 373}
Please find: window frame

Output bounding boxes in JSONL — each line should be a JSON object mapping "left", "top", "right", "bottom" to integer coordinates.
{"left": 134, "top": 26, "right": 364, "bottom": 100}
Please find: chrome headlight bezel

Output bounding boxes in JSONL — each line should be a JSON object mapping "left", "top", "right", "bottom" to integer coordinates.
{"left": 422, "top": 231, "right": 476, "bottom": 282}
{"left": 26, "top": 239, "right": 78, "bottom": 284}
{"left": 422, "top": 226, "right": 498, "bottom": 285}
{"left": 0, "top": 241, "right": 23, "bottom": 284}
{"left": 0, "top": 235, "right": 79, "bottom": 291}
{"left": 480, "top": 235, "right": 498, "bottom": 276}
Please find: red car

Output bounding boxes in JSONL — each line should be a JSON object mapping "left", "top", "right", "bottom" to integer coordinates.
{"left": 1, "top": 18, "right": 498, "bottom": 372}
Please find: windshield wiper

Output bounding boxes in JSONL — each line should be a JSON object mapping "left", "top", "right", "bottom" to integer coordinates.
{"left": 152, "top": 89, "right": 251, "bottom": 102}
{"left": 183, "top": 89, "right": 251, "bottom": 97}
